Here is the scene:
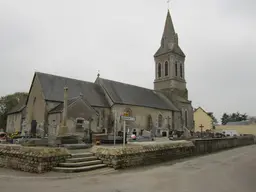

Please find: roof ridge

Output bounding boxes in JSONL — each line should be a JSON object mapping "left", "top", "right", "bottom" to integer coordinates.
{"left": 36, "top": 71, "right": 95, "bottom": 85}
{"left": 99, "top": 77, "right": 154, "bottom": 91}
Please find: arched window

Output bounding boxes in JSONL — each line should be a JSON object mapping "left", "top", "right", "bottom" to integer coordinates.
{"left": 158, "top": 63, "right": 161, "bottom": 78}
{"left": 158, "top": 114, "right": 163, "bottom": 128}
{"left": 164, "top": 61, "right": 169, "bottom": 76}
{"left": 180, "top": 64, "right": 183, "bottom": 78}
{"left": 175, "top": 62, "right": 178, "bottom": 76}
{"left": 184, "top": 110, "right": 188, "bottom": 127}
{"left": 147, "top": 115, "right": 153, "bottom": 130}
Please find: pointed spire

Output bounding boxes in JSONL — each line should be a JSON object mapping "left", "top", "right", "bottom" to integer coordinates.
{"left": 163, "top": 10, "right": 176, "bottom": 37}
{"left": 154, "top": 10, "right": 185, "bottom": 57}
{"left": 161, "top": 10, "right": 176, "bottom": 47}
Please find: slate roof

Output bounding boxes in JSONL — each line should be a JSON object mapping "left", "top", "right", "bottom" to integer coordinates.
{"left": 48, "top": 97, "right": 79, "bottom": 113}
{"left": 98, "top": 78, "right": 179, "bottom": 111}
{"left": 49, "top": 96, "right": 97, "bottom": 114}
{"left": 154, "top": 45, "right": 185, "bottom": 57}
{"left": 175, "top": 95, "right": 190, "bottom": 103}
{"left": 32, "top": 72, "right": 179, "bottom": 111}
{"left": 7, "top": 97, "right": 27, "bottom": 115}
{"left": 35, "top": 72, "right": 109, "bottom": 107}
{"left": 8, "top": 104, "right": 26, "bottom": 115}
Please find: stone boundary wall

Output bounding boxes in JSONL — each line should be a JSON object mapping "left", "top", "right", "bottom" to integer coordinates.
{"left": 193, "top": 136, "right": 255, "bottom": 154}
{"left": 92, "top": 141, "right": 195, "bottom": 169}
{"left": 0, "top": 144, "right": 70, "bottom": 173}
{"left": 92, "top": 136, "right": 255, "bottom": 170}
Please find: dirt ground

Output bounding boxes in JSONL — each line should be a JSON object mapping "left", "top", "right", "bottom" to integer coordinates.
{"left": 1, "top": 145, "right": 256, "bottom": 192}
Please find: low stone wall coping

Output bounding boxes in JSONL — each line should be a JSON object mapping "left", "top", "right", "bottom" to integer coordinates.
{"left": 0, "top": 144, "right": 71, "bottom": 173}
{"left": 92, "top": 136, "right": 255, "bottom": 170}
{"left": 92, "top": 140, "right": 194, "bottom": 156}
{"left": 0, "top": 144, "right": 70, "bottom": 158}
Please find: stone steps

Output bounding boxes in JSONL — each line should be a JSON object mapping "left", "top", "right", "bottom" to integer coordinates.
{"left": 59, "top": 160, "right": 102, "bottom": 167}
{"left": 71, "top": 152, "right": 93, "bottom": 158}
{"left": 66, "top": 156, "right": 98, "bottom": 163}
{"left": 62, "top": 144, "right": 92, "bottom": 150}
{"left": 53, "top": 164, "right": 107, "bottom": 173}
{"left": 53, "top": 152, "right": 111, "bottom": 173}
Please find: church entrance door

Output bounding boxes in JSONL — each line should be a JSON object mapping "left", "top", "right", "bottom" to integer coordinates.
{"left": 162, "top": 131, "right": 167, "bottom": 137}
{"left": 31, "top": 120, "right": 37, "bottom": 137}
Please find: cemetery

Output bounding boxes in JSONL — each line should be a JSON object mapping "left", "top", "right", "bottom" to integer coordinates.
{"left": 1, "top": 88, "right": 255, "bottom": 174}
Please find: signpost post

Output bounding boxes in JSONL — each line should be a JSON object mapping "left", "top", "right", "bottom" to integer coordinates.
{"left": 121, "top": 113, "right": 136, "bottom": 147}
{"left": 123, "top": 120, "right": 126, "bottom": 147}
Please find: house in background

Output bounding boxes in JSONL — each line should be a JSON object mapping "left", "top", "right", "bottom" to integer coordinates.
{"left": 216, "top": 118, "right": 256, "bottom": 135}
{"left": 6, "top": 99, "right": 27, "bottom": 133}
{"left": 193, "top": 107, "right": 214, "bottom": 132}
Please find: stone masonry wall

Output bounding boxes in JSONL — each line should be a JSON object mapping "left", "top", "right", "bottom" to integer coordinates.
{"left": 92, "top": 136, "right": 255, "bottom": 170}
{"left": 92, "top": 141, "right": 195, "bottom": 169}
{"left": 0, "top": 144, "right": 70, "bottom": 173}
{"left": 193, "top": 136, "right": 255, "bottom": 154}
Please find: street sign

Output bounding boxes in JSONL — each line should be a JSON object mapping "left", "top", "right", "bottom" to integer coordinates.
{"left": 121, "top": 116, "right": 136, "bottom": 121}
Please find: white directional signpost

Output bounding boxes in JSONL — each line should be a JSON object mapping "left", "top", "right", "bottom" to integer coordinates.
{"left": 121, "top": 112, "right": 136, "bottom": 147}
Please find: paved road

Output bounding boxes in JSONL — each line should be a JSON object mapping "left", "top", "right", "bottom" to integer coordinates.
{"left": 1, "top": 145, "right": 256, "bottom": 192}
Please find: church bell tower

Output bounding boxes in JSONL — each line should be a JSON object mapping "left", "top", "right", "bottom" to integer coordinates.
{"left": 154, "top": 10, "right": 188, "bottom": 100}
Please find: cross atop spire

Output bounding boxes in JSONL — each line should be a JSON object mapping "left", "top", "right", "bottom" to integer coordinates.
{"left": 167, "top": 0, "right": 171, "bottom": 10}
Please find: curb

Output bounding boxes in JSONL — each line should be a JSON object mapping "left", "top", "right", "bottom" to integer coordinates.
{"left": 0, "top": 168, "right": 117, "bottom": 180}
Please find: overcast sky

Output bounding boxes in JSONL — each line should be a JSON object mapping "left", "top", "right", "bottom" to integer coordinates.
{"left": 0, "top": 0, "right": 255, "bottom": 120}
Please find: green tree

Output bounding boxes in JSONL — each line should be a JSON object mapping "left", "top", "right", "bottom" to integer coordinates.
{"left": 221, "top": 113, "right": 229, "bottom": 125}
{"left": 221, "top": 112, "right": 248, "bottom": 125}
{"left": 241, "top": 114, "right": 248, "bottom": 121}
{"left": 208, "top": 113, "right": 218, "bottom": 124}
{"left": 0, "top": 92, "right": 28, "bottom": 130}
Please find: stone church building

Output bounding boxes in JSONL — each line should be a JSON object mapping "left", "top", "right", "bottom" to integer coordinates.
{"left": 10, "top": 10, "right": 193, "bottom": 137}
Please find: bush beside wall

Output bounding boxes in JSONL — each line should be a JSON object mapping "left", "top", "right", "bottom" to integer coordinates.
{"left": 0, "top": 144, "right": 70, "bottom": 173}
